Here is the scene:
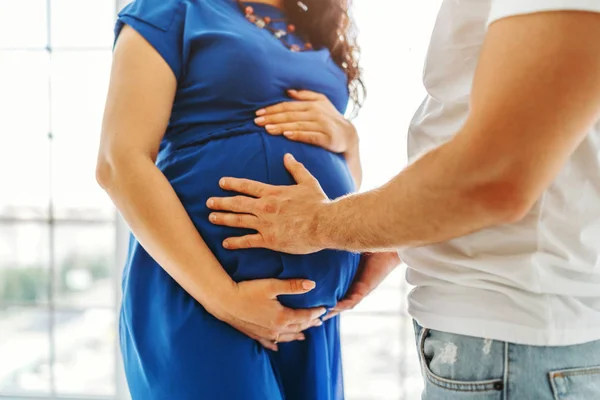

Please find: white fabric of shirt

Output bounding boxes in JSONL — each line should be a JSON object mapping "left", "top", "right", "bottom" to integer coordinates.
{"left": 401, "top": 0, "right": 600, "bottom": 346}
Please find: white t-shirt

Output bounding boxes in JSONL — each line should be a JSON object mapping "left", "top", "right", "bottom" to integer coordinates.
{"left": 401, "top": 0, "right": 600, "bottom": 346}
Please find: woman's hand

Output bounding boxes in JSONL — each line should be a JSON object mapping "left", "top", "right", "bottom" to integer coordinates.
{"left": 324, "top": 252, "right": 401, "bottom": 321}
{"left": 207, "top": 277, "right": 327, "bottom": 351}
{"left": 255, "top": 90, "right": 359, "bottom": 155}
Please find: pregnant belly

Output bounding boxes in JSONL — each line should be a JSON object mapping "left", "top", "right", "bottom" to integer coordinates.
{"left": 158, "top": 132, "right": 360, "bottom": 309}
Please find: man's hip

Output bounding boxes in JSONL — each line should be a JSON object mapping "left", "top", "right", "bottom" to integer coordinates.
{"left": 413, "top": 321, "right": 600, "bottom": 399}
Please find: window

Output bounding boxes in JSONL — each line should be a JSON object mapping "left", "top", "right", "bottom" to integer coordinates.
{"left": 0, "top": 0, "right": 120, "bottom": 399}
{"left": 0, "top": 1, "right": 441, "bottom": 399}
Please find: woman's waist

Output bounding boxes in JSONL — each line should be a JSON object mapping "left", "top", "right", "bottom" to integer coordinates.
{"left": 157, "top": 121, "right": 264, "bottom": 164}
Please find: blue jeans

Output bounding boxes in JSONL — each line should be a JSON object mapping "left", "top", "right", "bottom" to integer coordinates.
{"left": 413, "top": 321, "right": 600, "bottom": 399}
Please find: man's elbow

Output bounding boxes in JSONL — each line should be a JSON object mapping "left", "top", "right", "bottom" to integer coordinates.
{"left": 469, "top": 181, "right": 537, "bottom": 225}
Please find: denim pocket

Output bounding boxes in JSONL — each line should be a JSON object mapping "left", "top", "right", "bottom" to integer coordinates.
{"left": 418, "top": 327, "right": 504, "bottom": 396}
{"left": 550, "top": 366, "right": 600, "bottom": 400}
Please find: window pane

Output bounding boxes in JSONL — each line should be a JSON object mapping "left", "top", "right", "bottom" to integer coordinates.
{"left": 54, "top": 224, "right": 116, "bottom": 307}
{"left": 341, "top": 315, "right": 401, "bottom": 400}
{"left": 53, "top": 308, "right": 116, "bottom": 396}
{"left": 0, "top": 223, "right": 50, "bottom": 305}
{"left": 51, "top": 0, "right": 116, "bottom": 48}
{"left": 51, "top": 51, "right": 114, "bottom": 220}
{"left": 0, "top": 51, "right": 50, "bottom": 218}
{"left": 0, "top": 0, "right": 47, "bottom": 49}
{"left": 0, "top": 307, "right": 51, "bottom": 394}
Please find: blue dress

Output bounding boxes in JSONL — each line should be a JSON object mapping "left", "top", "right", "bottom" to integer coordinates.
{"left": 115, "top": 1, "right": 360, "bottom": 399}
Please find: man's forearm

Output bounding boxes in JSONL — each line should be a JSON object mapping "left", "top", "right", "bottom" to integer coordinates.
{"left": 314, "top": 132, "right": 524, "bottom": 253}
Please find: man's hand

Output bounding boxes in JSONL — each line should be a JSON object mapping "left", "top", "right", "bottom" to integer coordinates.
{"left": 324, "top": 252, "right": 401, "bottom": 320}
{"left": 206, "top": 154, "right": 330, "bottom": 254}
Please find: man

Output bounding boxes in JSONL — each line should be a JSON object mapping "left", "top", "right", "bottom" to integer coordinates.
{"left": 207, "top": 1, "right": 600, "bottom": 398}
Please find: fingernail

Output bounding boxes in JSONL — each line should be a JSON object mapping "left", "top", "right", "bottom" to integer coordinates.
{"left": 302, "top": 280, "right": 316, "bottom": 290}
{"left": 206, "top": 199, "right": 214, "bottom": 207}
{"left": 288, "top": 89, "right": 297, "bottom": 94}
{"left": 299, "top": 335, "right": 306, "bottom": 341}
{"left": 223, "top": 241, "right": 230, "bottom": 249}
{"left": 265, "top": 124, "right": 275, "bottom": 132}
{"left": 219, "top": 178, "right": 226, "bottom": 187}
{"left": 209, "top": 214, "right": 216, "bottom": 222}
{"left": 283, "top": 131, "right": 293, "bottom": 137}
{"left": 320, "top": 308, "right": 328, "bottom": 316}
{"left": 254, "top": 117, "right": 265, "bottom": 124}
{"left": 285, "top": 153, "right": 295, "bottom": 161}
{"left": 256, "top": 109, "right": 266, "bottom": 116}
{"left": 315, "top": 320, "right": 323, "bottom": 327}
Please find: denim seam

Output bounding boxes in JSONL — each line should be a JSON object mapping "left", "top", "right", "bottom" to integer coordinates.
{"left": 419, "top": 328, "right": 504, "bottom": 393}
{"left": 551, "top": 367, "right": 600, "bottom": 378}
{"left": 549, "top": 366, "right": 600, "bottom": 399}
{"left": 550, "top": 375, "right": 561, "bottom": 400}
{"left": 503, "top": 341, "right": 509, "bottom": 400}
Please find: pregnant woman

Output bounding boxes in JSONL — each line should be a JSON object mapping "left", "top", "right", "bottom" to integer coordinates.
{"left": 97, "top": 0, "right": 368, "bottom": 399}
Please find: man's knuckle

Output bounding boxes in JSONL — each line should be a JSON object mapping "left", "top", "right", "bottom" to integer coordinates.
{"left": 264, "top": 232, "right": 277, "bottom": 245}
{"left": 262, "top": 200, "right": 276, "bottom": 213}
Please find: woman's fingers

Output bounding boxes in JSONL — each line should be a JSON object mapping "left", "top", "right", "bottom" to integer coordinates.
{"left": 256, "top": 101, "right": 310, "bottom": 117}
{"left": 282, "top": 131, "right": 329, "bottom": 147}
{"left": 267, "top": 278, "right": 317, "bottom": 296}
{"left": 285, "top": 305, "right": 328, "bottom": 324}
{"left": 276, "top": 333, "right": 306, "bottom": 343}
{"left": 287, "top": 89, "right": 324, "bottom": 101}
{"left": 255, "top": 110, "right": 313, "bottom": 126}
{"left": 258, "top": 338, "right": 279, "bottom": 351}
{"left": 286, "top": 318, "right": 323, "bottom": 333}
{"left": 265, "top": 121, "right": 321, "bottom": 135}
{"left": 233, "top": 320, "right": 280, "bottom": 350}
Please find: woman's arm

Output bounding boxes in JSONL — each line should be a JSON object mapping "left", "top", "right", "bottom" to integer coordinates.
{"left": 97, "top": 26, "right": 324, "bottom": 349}
{"left": 255, "top": 90, "right": 363, "bottom": 189}
{"left": 342, "top": 127, "right": 362, "bottom": 189}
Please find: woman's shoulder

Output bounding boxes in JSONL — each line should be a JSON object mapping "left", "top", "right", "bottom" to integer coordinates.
{"left": 118, "top": 0, "right": 185, "bottom": 32}
{"left": 118, "top": 0, "right": 233, "bottom": 31}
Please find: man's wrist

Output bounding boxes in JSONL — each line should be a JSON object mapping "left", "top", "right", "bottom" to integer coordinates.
{"left": 309, "top": 200, "right": 336, "bottom": 251}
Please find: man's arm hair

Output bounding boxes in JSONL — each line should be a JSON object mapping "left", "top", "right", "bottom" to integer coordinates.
{"left": 316, "top": 11, "right": 600, "bottom": 252}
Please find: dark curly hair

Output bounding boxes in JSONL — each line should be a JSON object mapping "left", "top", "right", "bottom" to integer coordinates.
{"left": 283, "top": 0, "right": 365, "bottom": 113}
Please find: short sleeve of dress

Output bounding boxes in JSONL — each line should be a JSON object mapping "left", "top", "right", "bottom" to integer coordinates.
{"left": 115, "top": 0, "right": 186, "bottom": 80}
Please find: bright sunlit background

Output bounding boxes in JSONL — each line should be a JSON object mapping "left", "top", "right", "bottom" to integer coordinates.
{"left": 0, "top": 0, "right": 441, "bottom": 399}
